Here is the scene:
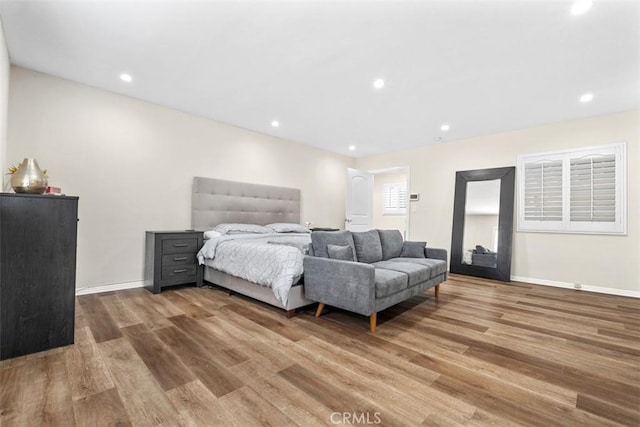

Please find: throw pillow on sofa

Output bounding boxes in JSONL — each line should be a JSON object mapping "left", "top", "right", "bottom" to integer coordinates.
{"left": 352, "top": 230, "right": 383, "bottom": 263}
{"left": 310, "top": 230, "right": 357, "bottom": 260}
{"left": 400, "top": 241, "right": 427, "bottom": 258}
{"left": 327, "top": 244, "right": 354, "bottom": 261}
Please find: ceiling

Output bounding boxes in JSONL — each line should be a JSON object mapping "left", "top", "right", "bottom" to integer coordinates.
{"left": 0, "top": 0, "right": 638, "bottom": 158}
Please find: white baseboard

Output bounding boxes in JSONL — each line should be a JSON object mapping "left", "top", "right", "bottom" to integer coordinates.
{"left": 75, "top": 281, "right": 145, "bottom": 296}
{"left": 510, "top": 275, "right": 640, "bottom": 299}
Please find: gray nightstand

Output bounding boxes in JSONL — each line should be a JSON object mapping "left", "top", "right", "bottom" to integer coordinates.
{"left": 144, "top": 230, "right": 203, "bottom": 294}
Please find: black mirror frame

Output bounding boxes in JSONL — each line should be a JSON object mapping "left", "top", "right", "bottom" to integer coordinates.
{"left": 450, "top": 166, "right": 515, "bottom": 282}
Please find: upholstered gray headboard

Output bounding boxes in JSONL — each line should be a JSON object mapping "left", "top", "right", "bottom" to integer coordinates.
{"left": 191, "top": 177, "right": 301, "bottom": 231}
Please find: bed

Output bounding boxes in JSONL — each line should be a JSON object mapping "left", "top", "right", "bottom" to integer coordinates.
{"left": 191, "top": 176, "right": 315, "bottom": 316}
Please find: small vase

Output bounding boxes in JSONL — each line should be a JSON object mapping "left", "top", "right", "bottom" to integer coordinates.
{"left": 11, "top": 158, "right": 48, "bottom": 194}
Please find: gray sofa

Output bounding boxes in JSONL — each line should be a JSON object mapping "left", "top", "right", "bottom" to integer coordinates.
{"left": 304, "top": 229, "right": 448, "bottom": 332}
{"left": 472, "top": 245, "right": 497, "bottom": 268}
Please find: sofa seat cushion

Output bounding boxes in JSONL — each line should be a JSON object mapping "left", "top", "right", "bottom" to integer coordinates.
{"left": 373, "top": 261, "right": 431, "bottom": 286}
{"left": 374, "top": 268, "right": 408, "bottom": 298}
{"left": 388, "top": 257, "right": 447, "bottom": 278}
{"left": 352, "top": 230, "right": 383, "bottom": 263}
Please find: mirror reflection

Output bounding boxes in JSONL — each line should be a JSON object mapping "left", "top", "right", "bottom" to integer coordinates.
{"left": 461, "top": 179, "right": 501, "bottom": 268}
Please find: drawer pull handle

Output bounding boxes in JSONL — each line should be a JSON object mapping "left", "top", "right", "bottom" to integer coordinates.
{"left": 173, "top": 269, "right": 188, "bottom": 273}
{"left": 173, "top": 257, "right": 188, "bottom": 261}
{"left": 173, "top": 243, "right": 189, "bottom": 247}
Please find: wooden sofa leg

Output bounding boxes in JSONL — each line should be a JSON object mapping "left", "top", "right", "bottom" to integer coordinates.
{"left": 286, "top": 309, "right": 296, "bottom": 319}
{"left": 435, "top": 284, "right": 440, "bottom": 298}
{"left": 315, "top": 303, "right": 325, "bottom": 318}
{"left": 370, "top": 313, "right": 377, "bottom": 333}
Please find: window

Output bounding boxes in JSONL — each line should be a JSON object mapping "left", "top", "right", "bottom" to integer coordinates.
{"left": 517, "top": 143, "right": 626, "bottom": 235}
{"left": 383, "top": 182, "right": 407, "bottom": 215}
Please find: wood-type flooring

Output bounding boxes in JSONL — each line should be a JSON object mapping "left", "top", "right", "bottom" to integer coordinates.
{"left": 1, "top": 274, "right": 638, "bottom": 426}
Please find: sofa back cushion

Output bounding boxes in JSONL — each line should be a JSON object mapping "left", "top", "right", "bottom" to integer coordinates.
{"left": 310, "top": 231, "right": 356, "bottom": 260}
{"left": 377, "top": 229, "right": 404, "bottom": 260}
{"left": 352, "top": 230, "right": 383, "bottom": 264}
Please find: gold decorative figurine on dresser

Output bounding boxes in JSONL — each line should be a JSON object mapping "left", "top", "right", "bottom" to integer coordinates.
{"left": 144, "top": 230, "right": 203, "bottom": 294}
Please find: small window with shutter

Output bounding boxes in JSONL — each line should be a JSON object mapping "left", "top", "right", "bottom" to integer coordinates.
{"left": 517, "top": 143, "right": 626, "bottom": 235}
{"left": 383, "top": 183, "right": 407, "bottom": 215}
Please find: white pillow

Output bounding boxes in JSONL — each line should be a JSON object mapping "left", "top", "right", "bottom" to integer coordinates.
{"left": 213, "top": 223, "right": 272, "bottom": 235}
{"left": 203, "top": 230, "right": 223, "bottom": 240}
{"left": 267, "top": 223, "right": 311, "bottom": 233}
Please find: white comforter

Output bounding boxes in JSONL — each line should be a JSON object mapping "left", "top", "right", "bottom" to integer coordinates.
{"left": 197, "top": 233, "right": 311, "bottom": 306}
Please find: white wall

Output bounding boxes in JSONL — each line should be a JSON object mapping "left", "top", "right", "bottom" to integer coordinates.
{"left": 8, "top": 67, "right": 355, "bottom": 290}
{"left": 0, "top": 18, "right": 9, "bottom": 183}
{"left": 357, "top": 110, "right": 640, "bottom": 294}
{"left": 372, "top": 171, "right": 406, "bottom": 235}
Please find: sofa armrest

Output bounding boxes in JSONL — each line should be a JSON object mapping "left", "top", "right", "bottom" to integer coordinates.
{"left": 303, "top": 256, "right": 376, "bottom": 316}
{"left": 425, "top": 247, "right": 448, "bottom": 262}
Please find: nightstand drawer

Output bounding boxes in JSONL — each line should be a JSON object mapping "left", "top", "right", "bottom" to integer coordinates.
{"left": 162, "top": 265, "right": 197, "bottom": 281}
{"left": 162, "top": 253, "right": 197, "bottom": 266}
{"left": 162, "top": 238, "right": 198, "bottom": 254}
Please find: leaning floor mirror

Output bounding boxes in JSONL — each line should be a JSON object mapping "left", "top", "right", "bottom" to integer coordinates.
{"left": 450, "top": 166, "right": 515, "bottom": 281}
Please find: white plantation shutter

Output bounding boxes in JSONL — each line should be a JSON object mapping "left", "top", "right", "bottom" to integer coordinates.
{"left": 570, "top": 155, "right": 616, "bottom": 222}
{"left": 383, "top": 183, "right": 407, "bottom": 214}
{"left": 523, "top": 160, "right": 563, "bottom": 221}
{"left": 518, "top": 143, "right": 626, "bottom": 235}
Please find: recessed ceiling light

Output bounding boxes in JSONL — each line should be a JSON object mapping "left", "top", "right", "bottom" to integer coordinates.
{"left": 580, "top": 93, "right": 594, "bottom": 103}
{"left": 373, "top": 78, "right": 385, "bottom": 89}
{"left": 571, "top": 0, "right": 593, "bottom": 15}
{"left": 271, "top": 120, "right": 280, "bottom": 128}
{"left": 440, "top": 124, "right": 450, "bottom": 132}
{"left": 120, "top": 73, "right": 132, "bottom": 83}
{"left": 348, "top": 145, "right": 356, "bottom": 151}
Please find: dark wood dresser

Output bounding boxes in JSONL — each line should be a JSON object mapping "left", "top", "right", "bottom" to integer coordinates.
{"left": 0, "top": 193, "right": 79, "bottom": 360}
{"left": 144, "top": 230, "right": 203, "bottom": 294}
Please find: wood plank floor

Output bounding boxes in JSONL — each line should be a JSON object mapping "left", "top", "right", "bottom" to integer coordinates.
{"left": 1, "top": 274, "right": 638, "bottom": 426}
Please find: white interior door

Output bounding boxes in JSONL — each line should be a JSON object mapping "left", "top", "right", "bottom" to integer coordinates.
{"left": 346, "top": 168, "right": 373, "bottom": 231}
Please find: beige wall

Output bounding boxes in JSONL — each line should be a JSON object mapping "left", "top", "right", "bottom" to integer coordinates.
{"left": 8, "top": 67, "right": 354, "bottom": 290}
{"left": 0, "top": 19, "right": 8, "bottom": 182}
{"left": 357, "top": 110, "right": 640, "bottom": 293}
{"left": 372, "top": 171, "right": 407, "bottom": 236}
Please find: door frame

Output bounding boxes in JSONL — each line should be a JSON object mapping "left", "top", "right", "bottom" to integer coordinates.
{"left": 367, "top": 166, "right": 411, "bottom": 240}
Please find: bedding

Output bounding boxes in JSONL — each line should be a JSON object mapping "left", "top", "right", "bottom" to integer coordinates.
{"left": 266, "top": 223, "right": 311, "bottom": 233}
{"left": 197, "top": 232, "right": 311, "bottom": 306}
{"left": 204, "top": 230, "right": 223, "bottom": 240}
{"left": 213, "top": 223, "right": 272, "bottom": 235}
